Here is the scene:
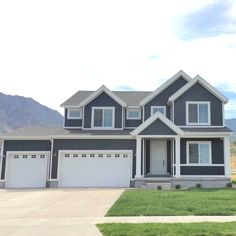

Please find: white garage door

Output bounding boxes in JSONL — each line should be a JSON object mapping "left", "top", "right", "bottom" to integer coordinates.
{"left": 6, "top": 152, "right": 49, "bottom": 188}
{"left": 58, "top": 150, "right": 132, "bottom": 187}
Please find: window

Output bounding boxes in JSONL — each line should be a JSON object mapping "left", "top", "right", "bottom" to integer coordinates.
{"left": 187, "top": 142, "right": 211, "bottom": 165}
{"left": 106, "top": 154, "right": 112, "bottom": 158}
{"left": 67, "top": 108, "right": 82, "bottom": 119}
{"left": 40, "top": 154, "right": 45, "bottom": 158}
{"left": 81, "top": 154, "right": 86, "bottom": 158}
{"left": 127, "top": 109, "right": 141, "bottom": 120}
{"left": 98, "top": 154, "right": 103, "bottom": 158}
{"left": 73, "top": 154, "right": 78, "bottom": 158}
{"left": 92, "top": 107, "right": 114, "bottom": 128}
{"left": 90, "top": 154, "right": 95, "bottom": 158}
{"left": 186, "top": 102, "right": 210, "bottom": 125}
{"left": 151, "top": 106, "right": 166, "bottom": 116}
{"left": 115, "top": 154, "right": 120, "bottom": 158}
{"left": 14, "top": 155, "right": 19, "bottom": 159}
{"left": 22, "top": 155, "right": 27, "bottom": 159}
{"left": 65, "top": 153, "right": 70, "bottom": 158}
{"left": 31, "top": 154, "right": 36, "bottom": 158}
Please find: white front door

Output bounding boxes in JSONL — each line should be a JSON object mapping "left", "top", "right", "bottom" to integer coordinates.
{"left": 150, "top": 140, "right": 167, "bottom": 175}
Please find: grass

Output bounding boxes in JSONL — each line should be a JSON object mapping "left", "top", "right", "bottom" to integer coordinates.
{"left": 106, "top": 189, "right": 236, "bottom": 216}
{"left": 97, "top": 222, "right": 236, "bottom": 236}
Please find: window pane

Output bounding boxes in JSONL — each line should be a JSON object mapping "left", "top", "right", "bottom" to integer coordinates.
{"left": 152, "top": 107, "right": 165, "bottom": 115}
{"left": 189, "top": 144, "right": 198, "bottom": 163}
{"left": 103, "top": 109, "right": 113, "bottom": 127}
{"left": 199, "top": 104, "right": 208, "bottom": 123}
{"left": 69, "top": 110, "right": 81, "bottom": 118}
{"left": 188, "top": 104, "right": 198, "bottom": 123}
{"left": 128, "top": 110, "right": 140, "bottom": 119}
{"left": 199, "top": 144, "right": 210, "bottom": 164}
{"left": 94, "top": 109, "right": 103, "bottom": 127}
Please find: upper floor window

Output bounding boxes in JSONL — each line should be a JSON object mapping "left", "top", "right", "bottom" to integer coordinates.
{"left": 151, "top": 106, "right": 166, "bottom": 116}
{"left": 92, "top": 107, "right": 114, "bottom": 128}
{"left": 67, "top": 108, "right": 82, "bottom": 119}
{"left": 186, "top": 102, "right": 210, "bottom": 125}
{"left": 187, "top": 141, "right": 211, "bottom": 165}
{"left": 127, "top": 109, "right": 141, "bottom": 120}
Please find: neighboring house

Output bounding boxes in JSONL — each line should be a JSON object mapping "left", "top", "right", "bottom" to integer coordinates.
{"left": 0, "top": 70, "right": 232, "bottom": 189}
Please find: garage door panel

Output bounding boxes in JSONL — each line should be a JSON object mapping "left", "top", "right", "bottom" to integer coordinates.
{"left": 6, "top": 152, "right": 49, "bottom": 188}
{"left": 59, "top": 151, "right": 131, "bottom": 187}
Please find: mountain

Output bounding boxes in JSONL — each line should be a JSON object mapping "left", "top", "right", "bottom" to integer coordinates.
{"left": 0, "top": 92, "right": 63, "bottom": 134}
{"left": 226, "top": 119, "right": 236, "bottom": 133}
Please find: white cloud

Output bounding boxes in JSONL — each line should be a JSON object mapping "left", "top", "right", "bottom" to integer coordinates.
{"left": 0, "top": 0, "right": 236, "bottom": 118}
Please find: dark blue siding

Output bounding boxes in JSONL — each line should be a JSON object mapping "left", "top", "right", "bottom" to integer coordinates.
{"left": 125, "top": 110, "right": 142, "bottom": 128}
{"left": 144, "top": 77, "right": 188, "bottom": 120}
{"left": 64, "top": 109, "right": 82, "bottom": 127}
{"left": 174, "top": 83, "right": 223, "bottom": 126}
{"left": 52, "top": 139, "right": 136, "bottom": 179}
{"left": 1, "top": 140, "right": 51, "bottom": 180}
{"left": 83, "top": 92, "right": 123, "bottom": 128}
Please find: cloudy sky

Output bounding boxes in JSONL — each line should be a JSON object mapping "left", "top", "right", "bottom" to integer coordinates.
{"left": 0, "top": 0, "right": 236, "bottom": 118}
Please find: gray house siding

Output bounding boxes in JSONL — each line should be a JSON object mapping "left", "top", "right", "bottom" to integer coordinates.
{"left": 52, "top": 139, "right": 136, "bottom": 179}
{"left": 1, "top": 140, "right": 51, "bottom": 180}
{"left": 140, "top": 119, "right": 177, "bottom": 135}
{"left": 144, "top": 76, "right": 188, "bottom": 120}
{"left": 83, "top": 92, "right": 123, "bottom": 128}
{"left": 174, "top": 83, "right": 223, "bottom": 126}
{"left": 180, "top": 138, "right": 224, "bottom": 175}
{"left": 64, "top": 109, "right": 82, "bottom": 127}
{"left": 125, "top": 110, "right": 142, "bottom": 128}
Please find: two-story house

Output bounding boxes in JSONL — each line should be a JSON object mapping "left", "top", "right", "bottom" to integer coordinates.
{"left": 0, "top": 71, "right": 232, "bottom": 189}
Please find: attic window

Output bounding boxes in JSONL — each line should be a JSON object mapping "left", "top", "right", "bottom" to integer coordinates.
{"left": 67, "top": 108, "right": 82, "bottom": 119}
{"left": 151, "top": 106, "right": 166, "bottom": 116}
{"left": 127, "top": 109, "right": 141, "bottom": 120}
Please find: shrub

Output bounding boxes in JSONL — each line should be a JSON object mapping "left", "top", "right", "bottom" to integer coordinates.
{"left": 157, "top": 185, "right": 162, "bottom": 190}
{"left": 175, "top": 184, "right": 181, "bottom": 189}
{"left": 195, "top": 183, "right": 203, "bottom": 189}
{"left": 226, "top": 182, "right": 233, "bottom": 188}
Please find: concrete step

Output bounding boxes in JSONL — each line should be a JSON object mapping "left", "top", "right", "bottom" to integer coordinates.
{"left": 141, "top": 182, "right": 171, "bottom": 190}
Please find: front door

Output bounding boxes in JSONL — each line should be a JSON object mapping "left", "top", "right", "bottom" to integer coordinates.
{"left": 150, "top": 140, "right": 167, "bottom": 175}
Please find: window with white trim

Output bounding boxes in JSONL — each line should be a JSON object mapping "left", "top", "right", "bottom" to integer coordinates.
{"left": 187, "top": 142, "right": 211, "bottom": 164}
{"left": 127, "top": 109, "right": 141, "bottom": 120}
{"left": 186, "top": 102, "right": 210, "bottom": 125}
{"left": 151, "top": 106, "right": 166, "bottom": 116}
{"left": 92, "top": 107, "right": 114, "bottom": 128}
{"left": 67, "top": 108, "right": 82, "bottom": 119}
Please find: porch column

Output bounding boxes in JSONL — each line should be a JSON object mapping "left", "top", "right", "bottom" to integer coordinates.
{"left": 175, "top": 136, "right": 180, "bottom": 177}
{"left": 135, "top": 136, "right": 142, "bottom": 178}
{"left": 224, "top": 136, "right": 231, "bottom": 178}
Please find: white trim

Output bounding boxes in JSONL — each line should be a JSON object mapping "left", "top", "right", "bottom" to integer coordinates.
{"left": 180, "top": 164, "right": 224, "bottom": 166}
{"left": 172, "top": 102, "right": 175, "bottom": 123}
{"left": 169, "top": 75, "right": 228, "bottom": 103}
{"left": 140, "top": 70, "right": 192, "bottom": 106}
{"left": 135, "top": 137, "right": 142, "bottom": 178}
{"left": 124, "top": 127, "right": 138, "bottom": 129}
{"left": 139, "top": 135, "right": 178, "bottom": 138}
{"left": 179, "top": 126, "right": 224, "bottom": 128}
{"left": 67, "top": 108, "right": 82, "bottom": 119}
{"left": 127, "top": 106, "right": 141, "bottom": 109}
{"left": 78, "top": 85, "right": 127, "bottom": 107}
{"left": 151, "top": 106, "right": 166, "bottom": 116}
{"left": 82, "top": 106, "right": 85, "bottom": 128}
{"left": 58, "top": 149, "right": 133, "bottom": 182}
{"left": 0, "top": 140, "right": 4, "bottom": 181}
{"left": 142, "top": 105, "right": 145, "bottom": 122}
{"left": 64, "top": 126, "right": 82, "bottom": 129}
{"left": 177, "top": 175, "right": 226, "bottom": 178}
{"left": 186, "top": 141, "right": 212, "bottom": 165}
{"left": 126, "top": 108, "right": 141, "bottom": 120}
{"left": 224, "top": 136, "right": 231, "bottom": 178}
{"left": 49, "top": 139, "right": 54, "bottom": 180}
{"left": 186, "top": 101, "right": 211, "bottom": 126}
{"left": 91, "top": 106, "right": 115, "bottom": 129}
{"left": 131, "top": 111, "right": 184, "bottom": 136}
{"left": 175, "top": 136, "right": 180, "bottom": 177}
{"left": 183, "top": 133, "right": 231, "bottom": 137}
{"left": 51, "top": 135, "right": 135, "bottom": 139}
{"left": 1, "top": 136, "right": 51, "bottom": 140}
{"left": 5, "top": 151, "right": 50, "bottom": 184}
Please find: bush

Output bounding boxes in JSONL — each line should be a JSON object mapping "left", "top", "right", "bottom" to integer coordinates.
{"left": 157, "top": 185, "right": 162, "bottom": 190}
{"left": 175, "top": 184, "right": 181, "bottom": 189}
{"left": 226, "top": 182, "right": 233, "bottom": 188}
{"left": 195, "top": 183, "right": 203, "bottom": 189}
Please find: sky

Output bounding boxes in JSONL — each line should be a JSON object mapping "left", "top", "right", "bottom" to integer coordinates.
{"left": 0, "top": 0, "right": 236, "bottom": 118}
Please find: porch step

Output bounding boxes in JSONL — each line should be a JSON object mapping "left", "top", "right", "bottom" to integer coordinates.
{"left": 141, "top": 182, "right": 171, "bottom": 190}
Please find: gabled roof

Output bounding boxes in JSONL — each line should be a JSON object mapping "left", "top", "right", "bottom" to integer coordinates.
{"left": 169, "top": 75, "right": 228, "bottom": 103}
{"left": 61, "top": 85, "right": 127, "bottom": 107}
{"left": 139, "top": 70, "right": 192, "bottom": 106}
{"left": 130, "top": 111, "right": 184, "bottom": 136}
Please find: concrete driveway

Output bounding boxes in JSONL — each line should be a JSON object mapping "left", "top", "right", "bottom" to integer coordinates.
{"left": 0, "top": 188, "right": 124, "bottom": 236}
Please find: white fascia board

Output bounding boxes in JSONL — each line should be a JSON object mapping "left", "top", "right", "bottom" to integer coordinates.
{"left": 51, "top": 135, "right": 134, "bottom": 139}
{"left": 139, "top": 70, "right": 192, "bottom": 106}
{"left": 130, "top": 111, "right": 184, "bottom": 136}
{"left": 78, "top": 85, "right": 127, "bottom": 107}
{"left": 2, "top": 136, "right": 51, "bottom": 140}
{"left": 183, "top": 132, "right": 232, "bottom": 137}
{"left": 169, "top": 75, "right": 228, "bottom": 103}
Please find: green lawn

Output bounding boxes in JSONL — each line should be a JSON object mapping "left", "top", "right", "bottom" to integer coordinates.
{"left": 97, "top": 222, "right": 236, "bottom": 236}
{"left": 106, "top": 189, "right": 236, "bottom": 216}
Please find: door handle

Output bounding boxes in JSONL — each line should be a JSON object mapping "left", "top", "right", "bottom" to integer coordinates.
{"left": 163, "top": 160, "right": 165, "bottom": 166}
